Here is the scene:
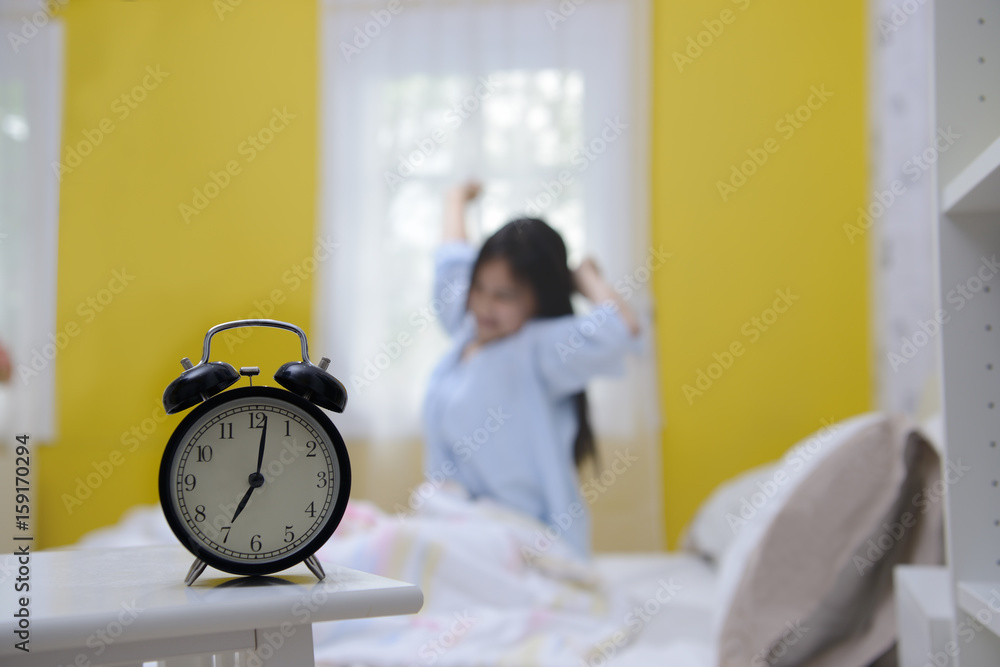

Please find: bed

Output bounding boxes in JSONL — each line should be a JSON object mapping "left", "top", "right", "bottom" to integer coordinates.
{"left": 73, "top": 412, "right": 943, "bottom": 666}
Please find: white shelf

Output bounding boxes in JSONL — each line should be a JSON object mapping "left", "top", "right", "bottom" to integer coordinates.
{"left": 958, "top": 582, "right": 1000, "bottom": 638}
{"left": 930, "top": 0, "right": 1000, "bottom": 664}
{"left": 943, "top": 136, "right": 1000, "bottom": 215}
{"left": 895, "top": 567, "right": 955, "bottom": 667}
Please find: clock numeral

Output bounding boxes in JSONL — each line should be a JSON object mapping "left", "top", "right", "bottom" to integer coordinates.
{"left": 219, "top": 422, "right": 233, "bottom": 440}
{"left": 284, "top": 525, "right": 295, "bottom": 543}
{"left": 306, "top": 441, "right": 317, "bottom": 457}
{"left": 220, "top": 526, "right": 230, "bottom": 544}
{"left": 184, "top": 474, "right": 196, "bottom": 491}
{"left": 285, "top": 420, "right": 291, "bottom": 437}
{"left": 249, "top": 412, "right": 266, "bottom": 429}
{"left": 305, "top": 502, "right": 316, "bottom": 518}
{"left": 194, "top": 505, "right": 206, "bottom": 522}
{"left": 197, "top": 445, "right": 213, "bottom": 462}
{"left": 316, "top": 471, "right": 328, "bottom": 488}
{"left": 250, "top": 534, "right": 262, "bottom": 552}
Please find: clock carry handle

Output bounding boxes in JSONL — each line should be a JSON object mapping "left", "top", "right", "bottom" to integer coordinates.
{"left": 162, "top": 319, "right": 348, "bottom": 415}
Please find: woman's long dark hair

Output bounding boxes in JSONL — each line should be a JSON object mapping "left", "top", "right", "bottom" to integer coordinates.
{"left": 468, "top": 218, "right": 596, "bottom": 469}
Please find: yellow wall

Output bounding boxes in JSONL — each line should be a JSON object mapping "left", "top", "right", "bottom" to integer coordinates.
{"left": 39, "top": 0, "right": 320, "bottom": 547}
{"left": 39, "top": 0, "right": 872, "bottom": 550}
{"left": 651, "top": 0, "right": 872, "bottom": 545}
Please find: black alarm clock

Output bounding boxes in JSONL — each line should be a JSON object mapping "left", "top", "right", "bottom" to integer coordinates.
{"left": 158, "top": 319, "right": 351, "bottom": 586}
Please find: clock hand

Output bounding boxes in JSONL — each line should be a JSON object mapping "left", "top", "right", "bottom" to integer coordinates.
{"left": 231, "top": 484, "right": 255, "bottom": 523}
{"left": 233, "top": 415, "right": 269, "bottom": 524}
{"left": 255, "top": 414, "right": 268, "bottom": 475}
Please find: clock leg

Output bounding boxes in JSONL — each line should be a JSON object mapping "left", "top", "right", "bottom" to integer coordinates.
{"left": 184, "top": 558, "right": 208, "bottom": 586}
{"left": 304, "top": 555, "right": 326, "bottom": 581}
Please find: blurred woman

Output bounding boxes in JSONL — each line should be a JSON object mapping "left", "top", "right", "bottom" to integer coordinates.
{"left": 422, "top": 182, "right": 640, "bottom": 557}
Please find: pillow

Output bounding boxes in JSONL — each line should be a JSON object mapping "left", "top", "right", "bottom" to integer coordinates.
{"left": 919, "top": 412, "right": 944, "bottom": 456}
{"left": 713, "top": 413, "right": 944, "bottom": 667}
{"left": 680, "top": 461, "right": 781, "bottom": 564}
{"left": 712, "top": 414, "right": 884, "bottom": 621}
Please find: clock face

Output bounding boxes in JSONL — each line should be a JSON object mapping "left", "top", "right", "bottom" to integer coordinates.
{"left": 159, "top": 386, "right": 350, "bottom": 576}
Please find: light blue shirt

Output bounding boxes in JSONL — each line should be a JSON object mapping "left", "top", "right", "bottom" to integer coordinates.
{"left": 422, "top": 241, "right": 636, "bottom": 557}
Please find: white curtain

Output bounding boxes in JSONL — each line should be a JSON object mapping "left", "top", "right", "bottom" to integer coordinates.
{"left": 0, "top": 1, "right": 63, "bottom": 444}
{"left": 317, "top": 0, "right": 662, "bottom": 547}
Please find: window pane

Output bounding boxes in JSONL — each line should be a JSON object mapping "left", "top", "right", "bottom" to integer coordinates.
{"left": 379, "top": 68, "right": 587, "bottom": 267}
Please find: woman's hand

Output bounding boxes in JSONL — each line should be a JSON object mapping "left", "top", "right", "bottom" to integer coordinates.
{"left": 443, "top": 181, "right": 482, "bottom": 242}
{"left": 573, "top": 257, "right": 640, "bottom": 336}
{"left": 572, "top": 257, "right": 603, "bottom": 300}
{"left": 452, "top": 181, "right": 481, "bottom": 203}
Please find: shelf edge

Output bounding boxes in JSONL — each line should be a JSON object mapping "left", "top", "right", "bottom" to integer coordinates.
{"left": 942, "top": 136, "right": 1000, "bottom": 215}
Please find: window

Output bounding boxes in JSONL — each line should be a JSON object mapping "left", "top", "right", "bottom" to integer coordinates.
{"left": 0, "top": 6, "right": 63, "bottom": 443}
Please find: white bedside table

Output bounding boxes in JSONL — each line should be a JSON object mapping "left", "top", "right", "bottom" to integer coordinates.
{"left": 0, "top": 545, "right": 423, "bottom": 666}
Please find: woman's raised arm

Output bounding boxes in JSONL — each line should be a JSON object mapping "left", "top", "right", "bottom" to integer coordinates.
{"left": 442, "top": 181, "right": 481, "bottom": 242}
